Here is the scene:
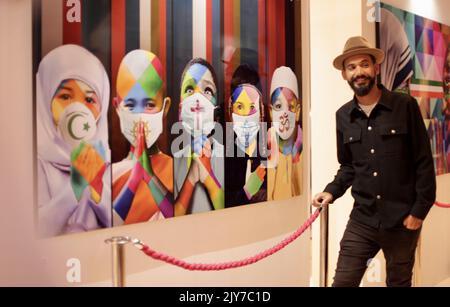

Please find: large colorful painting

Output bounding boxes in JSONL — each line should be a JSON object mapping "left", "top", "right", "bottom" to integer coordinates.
{"left": 378, "top": 3, "right": 450, "bottom": 176}
{"left": 33, "top": 0, "right": 304, "bottom": 237}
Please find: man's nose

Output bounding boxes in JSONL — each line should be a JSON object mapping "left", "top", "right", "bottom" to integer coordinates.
{"left": 354, "top": 65, "right": 364, "bottom": 76}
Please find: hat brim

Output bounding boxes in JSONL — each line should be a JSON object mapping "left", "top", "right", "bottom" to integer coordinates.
{"left": 333, "top": 48, "right": 385, "bottom": 70}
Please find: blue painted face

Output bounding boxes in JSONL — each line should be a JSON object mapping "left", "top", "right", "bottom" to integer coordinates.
{"left": 122, "top": 82, "right": 163, "bottom": 114}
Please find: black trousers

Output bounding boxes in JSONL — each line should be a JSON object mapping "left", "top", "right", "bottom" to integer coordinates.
{"left": 332, "top": 219, "right": 421, "bottom": 287}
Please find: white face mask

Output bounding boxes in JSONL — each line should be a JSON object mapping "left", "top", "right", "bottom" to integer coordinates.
{"left": 232, "top": 112, "right": 260, "bottom": 148}
{"left": 118, "top": 102, "right": 165, "bottom": 149}
{"left": 180, "top": 93, "right": 216, "bottom": 137}
{"left": 272, "top": 109, "right": 296, "bottom": 140}
{"left": 58, "top": 102, "right": 97, "bottom": 149}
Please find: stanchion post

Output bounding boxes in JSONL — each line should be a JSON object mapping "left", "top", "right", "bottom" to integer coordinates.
{"left": 319, "top": 205, "right": 329, "bottom": 287}
{"left": 105, "top": 237, "right": 130, "bottom": 287}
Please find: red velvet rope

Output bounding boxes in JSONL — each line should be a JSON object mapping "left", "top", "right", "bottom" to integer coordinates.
{"left": 435, "top": 201, "right": 450, "bottom": 209}
{"left": 133, "top": 208, "right": 322, "bottom": 271}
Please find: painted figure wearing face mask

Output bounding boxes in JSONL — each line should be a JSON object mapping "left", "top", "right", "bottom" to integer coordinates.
{"left": 179, "top": 62, "right": 218, "bottom": 138}
{"left": 173, "top": 58, "right": 225, "bottom": 216}
{"left": 225, "top": 74, "right": 268, "bottom": 208}
{"left": 267, "top": 66, "right": 303, "bottom": 201}
{"left": 231, "top": 84, "right": 262, "bottom": 149}
{"left": 37, "top": 45, "right": 111, "bottom": 237}
{"left": 112, "top": 50, "right": 174, "bottom": 226}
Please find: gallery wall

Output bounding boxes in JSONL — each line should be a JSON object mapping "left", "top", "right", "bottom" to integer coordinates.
{"left": 0, "top": 0, "right": 311, "bottom": 286}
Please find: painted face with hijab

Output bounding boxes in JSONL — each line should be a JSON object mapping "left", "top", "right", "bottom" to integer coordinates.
{"left": 36, "top": 44, "right": 111, "bottom": 236}
{"left": 115, "top": 50, "right": 170, "bottom": 149}
{"left": 52, "top": 79, "right": 101, "bottom": 125}
{"left": 179, "top": 59, "right": 218, "bottom": 137}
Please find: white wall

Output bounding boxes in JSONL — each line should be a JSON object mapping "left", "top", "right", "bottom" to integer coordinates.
{"left": 0, "top": 0, "right": 312, "bottom": 286}
{"left": 310, "top": 0, "right": 364, "bottom": 286}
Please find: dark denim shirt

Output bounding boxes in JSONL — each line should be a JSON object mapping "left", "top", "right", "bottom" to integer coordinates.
{"left": 324, "top": 85, "right": 436, "bottom": 229}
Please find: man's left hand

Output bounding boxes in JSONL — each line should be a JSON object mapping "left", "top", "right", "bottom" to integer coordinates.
{"left": 403, "top": 215, "right": 423, "bottom": 231}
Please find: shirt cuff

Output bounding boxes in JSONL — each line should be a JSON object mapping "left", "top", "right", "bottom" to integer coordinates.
{"left": 323, "top": 185, "right": 341, "bottom": 203}
{"left": 410, "top": 203, "right": 433, "bottom": 220}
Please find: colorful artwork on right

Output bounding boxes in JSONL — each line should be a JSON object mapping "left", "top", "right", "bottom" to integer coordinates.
{"left": 378, "top": 3, "right": 450, "bottom": 176}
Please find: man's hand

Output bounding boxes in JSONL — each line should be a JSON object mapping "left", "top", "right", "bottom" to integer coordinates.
{"left": 403, "top": 215, "right": 423, "bottom": 231}
{"left": 312, "top": 192, "right": 333, "bottom": 208}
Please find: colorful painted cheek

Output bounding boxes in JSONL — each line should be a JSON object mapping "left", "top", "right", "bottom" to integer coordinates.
{"left": 51, "top": 99, "right": 67, "bottom": 124}
{"left": 84, "top": 103, "right": 101, "bottom": 119}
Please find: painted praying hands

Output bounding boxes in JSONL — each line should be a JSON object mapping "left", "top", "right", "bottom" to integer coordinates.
{"left": 174, "top": 139, "right": 224, "bottom": 216}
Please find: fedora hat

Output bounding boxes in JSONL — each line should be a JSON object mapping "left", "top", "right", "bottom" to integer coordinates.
{"left": 333, "top": 36, "right": 385, "bottom": 70}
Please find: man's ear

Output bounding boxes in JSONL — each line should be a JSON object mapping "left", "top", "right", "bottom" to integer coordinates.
{"left": 374, "top": 63, "right": 381, "bottom": 75}
{"left": 341, "top": 70, "right": 348, "bottom": 81}
{"left": 163, "top": 97, "right": 172, "bottom": 117}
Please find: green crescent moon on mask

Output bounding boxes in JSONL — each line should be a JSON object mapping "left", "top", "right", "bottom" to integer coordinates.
{"left": 67, "top": 113, "right": 88, "bottom": 141}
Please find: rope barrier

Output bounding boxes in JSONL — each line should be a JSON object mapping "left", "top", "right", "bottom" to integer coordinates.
{"left": 435, "top": 201, "right": 450, "bottom": 209}
{"left": 130, "top": 208, "right": 322, "bottom": 271}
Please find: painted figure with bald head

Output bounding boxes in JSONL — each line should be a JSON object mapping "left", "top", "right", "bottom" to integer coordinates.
{"left": 112, "top": 50, "right": 174, "bottom": 226}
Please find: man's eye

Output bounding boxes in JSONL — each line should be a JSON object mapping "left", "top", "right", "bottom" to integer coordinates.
{"left": 85, "top": 97, "right": 95, "bottom": 104}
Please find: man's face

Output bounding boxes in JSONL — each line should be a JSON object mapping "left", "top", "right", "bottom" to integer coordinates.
{"left": 181, "top": 63, "right": 217, "bottom": 105}
{"left": 51, "top": 79, "right": 100, "bottom": 125}
{"left": 231, "top": 85, "right": 261, "bottom": 117}
{"left": 342, "top": 54, "right": 379, "bottom": 97}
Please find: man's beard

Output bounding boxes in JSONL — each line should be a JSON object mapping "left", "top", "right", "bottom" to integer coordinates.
{"left": 348, "top": 74, "right": 376, "bottom": 97}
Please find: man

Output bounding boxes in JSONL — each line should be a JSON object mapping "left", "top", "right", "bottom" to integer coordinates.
{"left": 313, "top": 36, "right": 436, "bottom": 287}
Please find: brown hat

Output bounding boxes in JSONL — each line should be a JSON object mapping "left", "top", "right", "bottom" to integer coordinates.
{"left": 333, "top": 36, "right": 385, "bottom": 70}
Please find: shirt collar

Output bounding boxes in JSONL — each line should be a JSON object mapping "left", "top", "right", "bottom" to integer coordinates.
{"left": 348, "top": 84, "right": 393, "bottom": 115}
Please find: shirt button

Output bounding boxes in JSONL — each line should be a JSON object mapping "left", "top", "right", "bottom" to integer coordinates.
{"left": 373, "top": 172, "right": 378, "bottom": 177}
{"left": 377, "top": 195, "right": 382, "bottom": 200}
{"left": 370, "top": 149, "right": 375, "bottom": 154}
{"left": 368, "top": 126, "right": 373, "bottom": 131}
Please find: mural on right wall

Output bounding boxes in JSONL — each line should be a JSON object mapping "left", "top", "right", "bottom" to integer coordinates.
{"left": 378, "top": 3, "right": 450, "bottom": 176}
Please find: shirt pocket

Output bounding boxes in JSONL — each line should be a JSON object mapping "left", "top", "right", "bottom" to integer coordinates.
{"left": 343, "top": 128, "right": 363, "bottom": 159}
{"left": 378, "top": 123, "right": 408, "bottom": 157}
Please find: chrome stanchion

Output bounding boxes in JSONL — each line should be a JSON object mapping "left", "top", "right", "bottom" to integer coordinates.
{"left": 319, "top": 204, "right": 329, "bottom": 287}
{"left": 105, "top": 237, "right": 130, "bottom": 287}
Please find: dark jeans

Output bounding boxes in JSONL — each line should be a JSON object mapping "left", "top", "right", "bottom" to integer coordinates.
{"left": 332, "top": 218, "right": 421, "bottom": 287}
